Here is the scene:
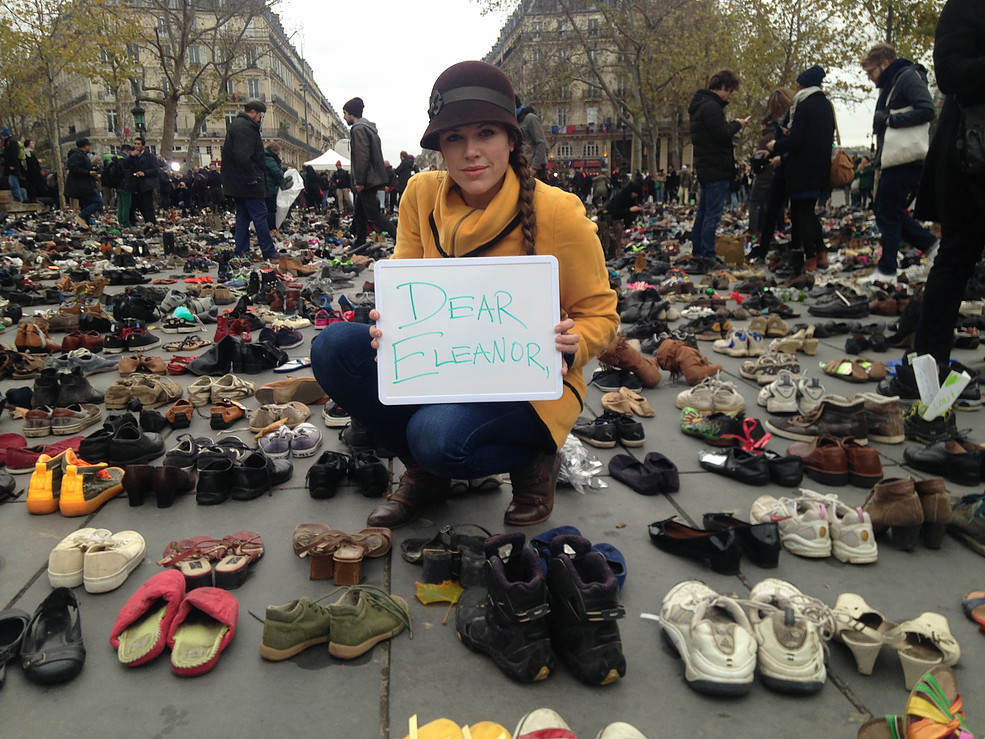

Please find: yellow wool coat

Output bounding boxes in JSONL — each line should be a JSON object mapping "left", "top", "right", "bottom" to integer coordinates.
{"left": 394, "top": 168, "right": 619, "bottom": 451}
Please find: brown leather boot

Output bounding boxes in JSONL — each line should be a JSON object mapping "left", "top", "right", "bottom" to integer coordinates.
{"left": 367, "top": 460, "right": 449, "bottom": 529}
{"left": 597, "top": 333, "right": 661, "bottom": 387}
{"left": 676, "top": 346, "right": 723, "bottom": 386}
{"left": 505, "top": 452, "right": 561, "bottom": 526}
{"left": 655, "top": 339, "right": 685, "bottom": 374}
{"left": 914, "top": 477, "right": 951, "bottom": 549}
{"left": 862, "top": 477, "right": 924, "bottom": 550}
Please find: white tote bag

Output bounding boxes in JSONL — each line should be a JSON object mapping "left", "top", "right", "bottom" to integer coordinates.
{"left": 881, "top": 106, "right": 930, "bottom": 168}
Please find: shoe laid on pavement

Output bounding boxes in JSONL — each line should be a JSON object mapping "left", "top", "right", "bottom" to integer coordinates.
{"left": 743, "top": 577, "right": 830, "bottom": 694}
{"left": 651, "top": 579, "right": 757, "bottom": 696}
{"left": 750, "top": 494, "right": 832, "bottom": 558}
{"left": 799, "top": 489, "right": 877, "bottom": 564}
{"left": 259, "top": 596, "right": 334, "bottom": 661}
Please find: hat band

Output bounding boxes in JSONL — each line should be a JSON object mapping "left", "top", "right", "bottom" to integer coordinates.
{"left": 429, "top": 86, "right": 515, "bottom": 120}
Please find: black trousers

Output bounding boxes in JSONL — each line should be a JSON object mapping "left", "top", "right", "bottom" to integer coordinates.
{"left": 915, "top": 216, "right": 985, "bottom": 366}
{"left": 134, "top": 189, "right": 156, "bottom": 224}
{"left": 758, "top": 177, "right": 788, "bottom": 252}
{"left": 352, "top": 186, "right": 396, "bottom": 245}
{"left": 788, "top": 197, "right": 822, "bottom": 259}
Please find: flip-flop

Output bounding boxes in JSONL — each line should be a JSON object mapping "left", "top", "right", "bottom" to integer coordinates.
{"left": 274, "top": 357, "right": 312, "bottom": 373}
{"left": 166, "top": 587, "right": 238, "bottom": 677}
{"left": 962, "top": 590, "right": 985, "bottom": 632}
{"left": 822, "top": 358, "right": 868, "bottom": 383}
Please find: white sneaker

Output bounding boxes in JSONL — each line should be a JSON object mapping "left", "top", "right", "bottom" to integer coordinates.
{"left": 799, "top": 489, "right": 878, "bottom": 564}
{"left": 757, "top": 370, "right": 799, "bottom": 413}
{"left": 796, "top": 374, "right": 827, "bottom": 414}
{"left": 83, "top": 530, "right": 146, "bottom": 593}
{"left": 750, "top": 494, "right": 831, "bottom": 558}
{"left": 856, "top": 268, "right": 896, "bottom": 285}
{"left": 745, "top": 578, "right": 830, "bottom": 694}
{"left": 651, "top": 580, "right": 757, "bottom": 696}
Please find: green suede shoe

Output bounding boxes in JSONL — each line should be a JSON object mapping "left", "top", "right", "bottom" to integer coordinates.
{"left": 259, "top": 597, "right": 333, "bottom": 661}
{"left": 327, "top": 585, "right": 411, "bottom": 659}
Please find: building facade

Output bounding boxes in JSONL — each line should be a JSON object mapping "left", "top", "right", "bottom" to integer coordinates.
{"left": 484, "top": 0, "right": 686, "bottom": 178}
{"left": 55, "top": 7, "right": 344, "bottom": 170}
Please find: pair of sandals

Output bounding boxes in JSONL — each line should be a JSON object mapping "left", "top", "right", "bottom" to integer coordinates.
{"left": 822, "top": 357, "right": 887, "bottom": 383}
{"left": 157, "top": 532, "right": 264, "bottom": 590}
{"left": 857, "top": 666, "right": 972, "bottom": 738}
{"left": 292, "top": 523, "right": 392, "bottom": 584}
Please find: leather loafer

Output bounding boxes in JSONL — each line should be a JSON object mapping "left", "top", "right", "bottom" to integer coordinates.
{"left": 349, "top": 451, "right": 389, "bottom": 497}
{"left": 903, "top": 440, "right": 983, "bottom": 486}
{"left": 697, "top": 448, "right": 770, "bottom": 485}
{"left": 109, "top": 424, "right": 165, "bottom": 466}
{"left": 647, "top": 517, "right": 740, "bottom": 574}
{"left": 763, "top": 450, "right": 804, "bottom": 487}
{"left": 197, "top": 458, "right": 234, "bottom": 505}
{"left": 20, "top": 588, "right": 86, "bottom": 684}
{"left": 702, "top": 512, "right": 781, "bottom": 569}
{"left": 230, "top": 452, "right": 292, "bottom": 501}
{"left": 786, "top": 436, "right": 848, "bottom": 486}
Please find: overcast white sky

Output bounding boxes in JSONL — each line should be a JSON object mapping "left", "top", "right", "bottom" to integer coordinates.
{"left": 277, "top": 0, "right": 879, "bottom": 164}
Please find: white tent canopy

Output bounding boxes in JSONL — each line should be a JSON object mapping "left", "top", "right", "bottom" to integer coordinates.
{"left": 304, "top": 148, "right": 350, "bottom": 171}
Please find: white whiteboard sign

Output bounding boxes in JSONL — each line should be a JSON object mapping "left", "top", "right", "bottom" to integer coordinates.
{"left": 374, "top": 256, "right": 562, "bottom": 405}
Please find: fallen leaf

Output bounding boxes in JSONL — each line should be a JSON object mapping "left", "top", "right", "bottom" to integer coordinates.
{"left": 415, "top": 580, "right": 464, "bottom": 605}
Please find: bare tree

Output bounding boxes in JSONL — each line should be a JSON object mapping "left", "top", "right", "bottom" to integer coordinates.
{"left": 130, "top": 0, "right": 275, "bottom": 158}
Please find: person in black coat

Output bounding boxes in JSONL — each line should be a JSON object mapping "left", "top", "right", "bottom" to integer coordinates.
{"left": 23, "top": 139, "right": 47, "bottom": 203}
{"left": 64, "top": 138, "right": 103, "bottom": 230}
{"left": 129, "top": 137, "right": 159, "bottom": 227}
{"left": 913, "top": 0, "right": 985, "bottom": 368}
{"left": 767, "top": 66, "right": 835, "bottom": 276}
{"left": 221, "top": 100, "right": 276, "bottom": 258}
{"left": 688, "top": 70, "right": 749, "bottom": 258}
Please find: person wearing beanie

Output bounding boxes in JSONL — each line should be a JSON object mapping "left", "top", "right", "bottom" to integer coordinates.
{"left": 515, "top": 93, "right": 549, "bottom": 181}
{"left": 221, "top": 99, "right": 278, "bottom": 259}
{"left": 311, "top": 60, "right": 618, "bottom": 530}
{"left": 342, "top": 97, "right": 396, "bottom": 246}
{"left": 765, "top": 65, "right": 835, "bottom": 278}
{"left": 688, "top": 69, "right": 749, "bottom": 259}
{"left": 858, "top": 42, "right": 938, "bottom": 284}
{"left": 64, "top": 137, "right": 103, "bottom": 230}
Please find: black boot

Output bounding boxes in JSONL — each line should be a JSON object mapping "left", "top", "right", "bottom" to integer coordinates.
{"left": 57, "top": 367, "right": 105, "bottom": 406}
{"left": 32, "top": 368, "right": 60, "bottom": 408}
{"left": 545, "top": 534, "right": 626, "bottom": 685}
{"left": 456, "top": 532, "right": 555, "bottom": 683}
{"left": 775, "top": 249, "right": 804, "bottom": 278}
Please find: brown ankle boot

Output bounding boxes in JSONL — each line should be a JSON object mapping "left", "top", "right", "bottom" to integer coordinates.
{"left": 676, "top": 346, "right": 723, "bottom": 386}
{"left": 505, "top": 452, "right": 561, "bottom": 526}
{"left": 862, "top": 477, "right": 924, "bottom": 550}
{"left": 367, "top": 460, "right": 449, "bottom": 528}
{"left": 914, "top": 477, "right": 951, "bottom": 549}
{"left": 597, "top": 333, "right": 661, "bottom": 387}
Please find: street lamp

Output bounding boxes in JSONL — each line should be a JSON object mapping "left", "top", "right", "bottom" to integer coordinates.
{"left": 131, "top": 103, "right": 146, "bottom": 135}
{"left": 299, "top": 82, "right": 310, "bottom": 151}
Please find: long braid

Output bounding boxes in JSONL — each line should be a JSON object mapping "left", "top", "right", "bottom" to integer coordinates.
{"left": 511, "top": 148, "right": 537, "bottom": 255}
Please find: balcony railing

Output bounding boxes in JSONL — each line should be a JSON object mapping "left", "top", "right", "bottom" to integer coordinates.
{"left": 60, "top": 128, "right": 91, "bottom": 145}
{"left": 271, "top": 94, "right": 298, "bottom": 120}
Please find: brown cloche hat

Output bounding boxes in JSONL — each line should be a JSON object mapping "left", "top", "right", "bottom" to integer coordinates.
{"left": 420, "top": 61, "right": 522, "bottom": 151}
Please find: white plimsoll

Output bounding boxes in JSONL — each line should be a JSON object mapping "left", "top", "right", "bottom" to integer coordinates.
{"left": 48, "top": 528, "right": 113, "bottom": 588}
{"left": 796, "top": 374, "right": 827, "bottom": 414}
{"left": 744, "top": 578, "right": 831, "bottom": 694}
{"left": 649, "top": 580, "right": 757, "bottom": 696}
{"left": 750, "top": 494, "right": 832, "bottom": 558}
{"left": 83, "top": 530, "right": 147, "bottom": 593}
{"left": 799, "top": 489, "right": 878, "bottom": 564}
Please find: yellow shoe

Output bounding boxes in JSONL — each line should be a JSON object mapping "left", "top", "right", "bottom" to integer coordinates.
{"left": 27, "top": 449, "right": 80, "bottom": 515}
{"left": 60, "top": 464, "right": 123, "bottom": 517}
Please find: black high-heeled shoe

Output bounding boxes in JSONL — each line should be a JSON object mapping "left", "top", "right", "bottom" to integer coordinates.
{"left": 647, "top": 517, "right": 741, "bottom": 574}
{"left": 702, "top": 512, "right": 781, "bottom": 568}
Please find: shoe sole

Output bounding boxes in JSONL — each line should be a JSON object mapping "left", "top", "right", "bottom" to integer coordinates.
{"left": 84, "top": 547, "right": 145, "bottom": 593}
{"left": 51, "top": 415, "right": 101, "bottom": 435}
{"left": 128, "top": 339, "right": 162, "bottom": 352}
{"left": 778, "top": 530, "right": 832, "bottom": 558}
{"left": 328, "top": 598, "right": 409, "bottom": 659}
{"left": 571, "top": 434, "right": 615, "bottom": 449}
{"left": 60, "top": 482, "right": 124, "bottom": 517}
{"left": 659, "top": 624, "right": 753, "bottom": 696}
{"left": 259, "top": 635, "right": 330, "bottom": 661}
{"left": 255, "top": 382, "right": 326, "bottom": 405}
{"left": 832, "top": 539, "right": 878, "bottom": 564}
{"left": 23, "top": 423, "right": 52, "bottom": 438}
{"left": 290, "top": 440, "right": 323, "bottom": 458}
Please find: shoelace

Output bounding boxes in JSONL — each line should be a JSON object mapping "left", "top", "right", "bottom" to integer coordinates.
{"left": 721, "top": 416, "right": 771, "bottom": 452}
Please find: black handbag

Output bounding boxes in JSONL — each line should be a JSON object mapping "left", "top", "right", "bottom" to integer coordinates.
{"left": 956, "top": 100, "right": 985, "bottom": 177}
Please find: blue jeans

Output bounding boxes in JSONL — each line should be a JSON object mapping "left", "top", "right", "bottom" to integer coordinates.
{"left": 874, "top": 163, "right": 937, "bottom": 274}
{"left": 8, "top": 174, "right": 26, "bottom": 202}
{"left": 310, "top": 322, "right": 549, "bottom": 477}
{"left": 691, "top": 180, "right": 729, "bottom": 258}
{"left": 233, "top": 197, "right": 276, "bottom": 257}
{"left": 79, "top": 190, "right": 104, "bottom": 222}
